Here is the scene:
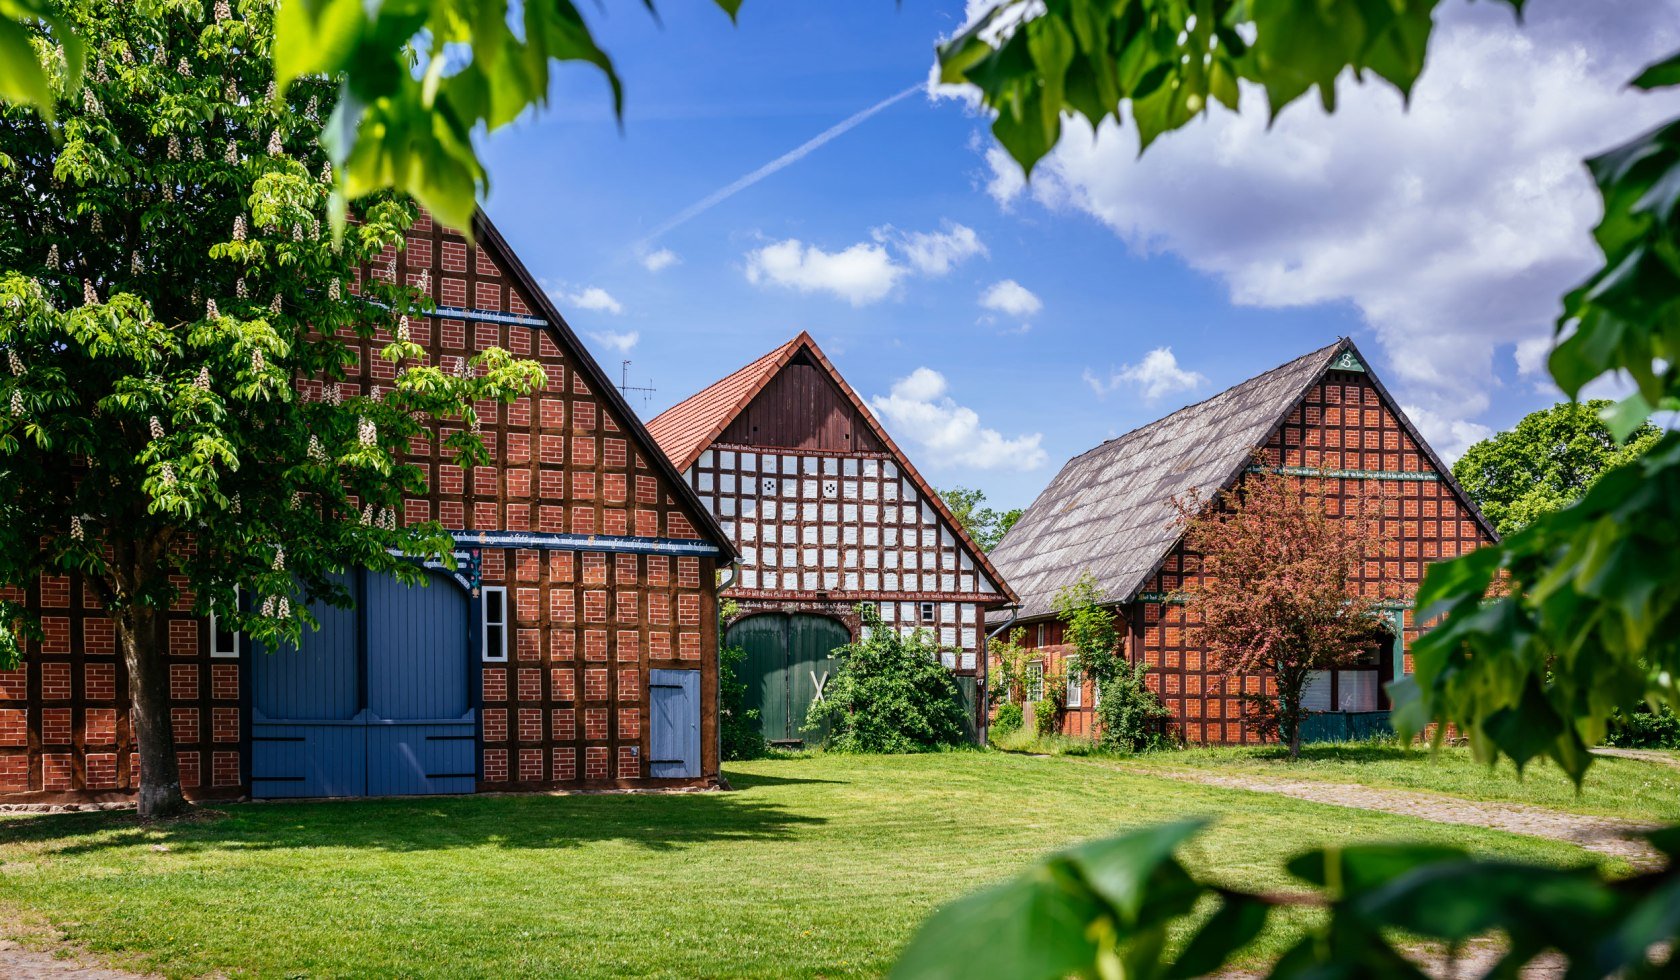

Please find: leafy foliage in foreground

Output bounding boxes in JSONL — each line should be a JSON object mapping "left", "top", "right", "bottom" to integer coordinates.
{"left": 917, "top": 2, "right": 1680, "bottom": 975}
{"left": 805, "top": 604, "right": 970, "bottom": 754}
{"left": 1, "top": 0, "right": 742, "bottom": 235}
{"left": 894, "top": 821, "right": 1680, "bottom": 980}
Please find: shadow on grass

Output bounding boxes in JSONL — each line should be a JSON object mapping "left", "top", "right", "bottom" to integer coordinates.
{"left": 1229, "top": 741, "right": 1421, "bottom": 765}
{"left": 0, "top": 786, "right": 828, "bottom": 859}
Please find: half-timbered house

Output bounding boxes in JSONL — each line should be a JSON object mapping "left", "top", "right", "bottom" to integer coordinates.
{"left": 647, "top": 333, "right": 1015, "bottom": 744}
{"left": 987, "top": 338, "right": 1497, "bottom": 744}
{"left": 0, "top": 211, "right": 735, "bottom": 802}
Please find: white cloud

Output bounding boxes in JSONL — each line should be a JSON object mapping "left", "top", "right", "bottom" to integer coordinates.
{"left": 883, "top": 222, "right": 988, "bottom": 275}
{"left": 1402, "top": 405, "right": 1494, "bottom": 463}
{"left": 870, "top": 367, "right": 1047, "bottom": 471}
{"left": 744, "top": 239, "right": 906, "bottom": 306}
{"left": 641, "top": 248, "right": 680, "bottom": 273}
{"left": 588, "top": 330, "right": 639, "bottom": 354}
{"left": 974, "top": 0, "right": 1680, "bottom": 455}
{"left": 551, "top": 285, "right": 624, "bottom": 315}
{"left": 1083, "top": 347, "right": 1208, "bottom": 402}
{"left": 744, "top": 222, "right": 987, "bottom": 305}
{"left": 979, "top": 279, "right": 1042, "bottom": 317}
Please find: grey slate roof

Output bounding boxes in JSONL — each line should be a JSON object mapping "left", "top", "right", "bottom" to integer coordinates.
{"left": 988, "top": 340, "right": 1347, "bottom": 624}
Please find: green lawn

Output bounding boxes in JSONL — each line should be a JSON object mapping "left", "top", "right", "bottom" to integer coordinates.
{"left": 0, "top": 752, "right": 1623, "bottom": 979}
{"left": 1111, "top": 741, "right": 1680, "bottom": 823}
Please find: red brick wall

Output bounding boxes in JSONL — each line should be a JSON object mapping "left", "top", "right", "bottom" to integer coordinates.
{"left": 0, "top": 210, "right": 721, "bottom": 800}
{"left": 991, "top": 369, "right": 1495, "bottom": 746}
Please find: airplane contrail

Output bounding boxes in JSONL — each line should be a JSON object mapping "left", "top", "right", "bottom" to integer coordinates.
{"left": 635, "top": 82, "right": 923, "bottom": 252}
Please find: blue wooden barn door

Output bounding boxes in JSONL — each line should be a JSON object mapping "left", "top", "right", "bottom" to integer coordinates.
{"left": 364, "top": 571, "right": 475, "bottom": 795}
{"left": 649, "top": 669, "right": 700, "bottom": 779}
{"left": 252, "top": 573, "right": 365, "bottom": 798}
{"left": 252, "top": 568, "right": 474, "bottom": 798}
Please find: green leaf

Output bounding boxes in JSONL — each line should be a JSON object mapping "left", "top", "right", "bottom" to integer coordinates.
{"left": 888, "top": 862, "right": 1103, "bottom": 980}
{"left": 1063, "top": 819, "right": 1208, "bottom": 925}
{"left": 1631, "top": 49, "right": 1680, "bottom": 90}
{"left": 1165, "top": 893, "right": 1269, "bottom": 979}
{"left": 1287, "top": 844, "right": 1466, "bottom": 895}
{"left": 0, "top": 15, "right": 51, "bottom": 117}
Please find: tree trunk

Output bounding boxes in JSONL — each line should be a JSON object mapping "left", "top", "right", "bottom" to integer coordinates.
{"left": 117, "top": 604, "right": 190, "bottom": 819}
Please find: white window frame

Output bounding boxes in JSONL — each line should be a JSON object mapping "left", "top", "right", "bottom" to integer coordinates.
{"left": 209, "top": 588, "right": 241, "bottom": 658}
{"left": 1065, "top": 661, "right": 1083, "bottom": 708}
{"left": 1026, "top": 661, "right": 1045, "bottom": 702}
{"left": 481, "top": 586, "right": 509, "bottom": 662}
{"left": 919, "top": 601, "right": 936, "bottom": 624}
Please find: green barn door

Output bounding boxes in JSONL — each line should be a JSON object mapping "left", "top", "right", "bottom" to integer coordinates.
{"left": 729, "top": 614, "right": 792, "bottom": 744}
{"left": 726, "top": 613, "right": 851, "bottom": 747}
{"left": 789, "top": 615, "right": 848, "bottom": 747}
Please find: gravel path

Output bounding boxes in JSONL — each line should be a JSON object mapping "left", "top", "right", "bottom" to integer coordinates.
{"left": 1593, "top": 746, "right": 1680, "bottom": 769}
{"left": 1144, "top": 766, "right": 1664, "bottom": 866}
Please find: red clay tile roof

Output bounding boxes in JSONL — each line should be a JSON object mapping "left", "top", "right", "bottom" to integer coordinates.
{"left": 646, "top": 334, "right": 806, "bottom": 472}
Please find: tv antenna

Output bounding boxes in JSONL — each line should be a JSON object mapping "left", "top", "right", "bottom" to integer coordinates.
{"left": 618, "top": 359, "right": 656, "bottom": 409}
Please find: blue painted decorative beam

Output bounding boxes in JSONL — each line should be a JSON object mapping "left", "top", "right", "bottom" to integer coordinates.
{"left": 453, "top": 529, "right": 722, "bottom": 558}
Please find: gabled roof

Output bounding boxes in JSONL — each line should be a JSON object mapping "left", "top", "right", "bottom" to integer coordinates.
{"left": 648, "top": 332, "right": 1018, "bottom": 604}
{"left": 472, "top": 212, "right": 737, "bottom": 561}
{"left": 644, "top": 335, "right": 803, "bottom": 473}
{"left": 987, "top": 337, "right": 1495, "bottom": 623}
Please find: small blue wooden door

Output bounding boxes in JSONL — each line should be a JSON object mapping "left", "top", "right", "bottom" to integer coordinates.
{"left": 252, "top": 568, "right": 475, "bottom": 798}
{"left": 649, "top": 669, "right": 700, "bottom": 779}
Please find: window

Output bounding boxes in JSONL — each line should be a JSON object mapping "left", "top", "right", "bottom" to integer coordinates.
{"left": 919, "top": 601, "right": 936, "bottom": 624}
{"left": 1036, "top": 622, "right": 1046, "bottom": 646}
{"left": 1026, "top": 662, "right": 1045, "bottom": 702}
{"left": 481, "top": 586, "right": 508, "bottom": 662}
{"left": 209, "top": 589, "right": 241, "bottom": 658}
{"left": 1065, "top": 661, "right": 1083, "bottom": 708}
{"left": 1303, "top": 644, "right": 1387, "bottom": 713}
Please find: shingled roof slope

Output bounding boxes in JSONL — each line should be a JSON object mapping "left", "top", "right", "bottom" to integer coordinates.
{"left": 988, "top": 339, "right": 1347, "bottom": 623}
{"left": 645, "top": 336, "right": 803, "bottom": 472}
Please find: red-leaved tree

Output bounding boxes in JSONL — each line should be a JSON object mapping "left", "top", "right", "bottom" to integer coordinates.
{"left": 1175, "top": 463, "right": 1399, "bottom": 759}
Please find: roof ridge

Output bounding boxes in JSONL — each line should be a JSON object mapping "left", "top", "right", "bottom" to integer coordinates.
{"left": 1067, "top": 338, "right": 1347, "bottom": 465}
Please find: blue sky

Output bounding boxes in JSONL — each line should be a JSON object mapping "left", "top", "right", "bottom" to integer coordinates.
{"left": 478, "top": 0, "right": 1680, "bottom": 512}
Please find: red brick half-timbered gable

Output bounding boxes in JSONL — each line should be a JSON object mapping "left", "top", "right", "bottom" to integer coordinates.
{"left": 0, "top": 210, "right": 734, "bottom": 802}
{"left": 988, "top": 340, "right": 1497, "bottom": 745}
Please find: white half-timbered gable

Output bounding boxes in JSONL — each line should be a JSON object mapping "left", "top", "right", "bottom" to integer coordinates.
{"left": 648, "top": 333, "right": 1015, "bottom": 682}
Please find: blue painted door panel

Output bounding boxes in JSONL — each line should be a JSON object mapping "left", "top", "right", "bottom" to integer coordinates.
{"left": 649, "top": 669, "right": 700, "bottom": 779}
{"left": 252, "top": 567, "right": 476, "bottom": 798}
{"left": 365, "top": 724, "right": 476, "bottom": 796}
{"left": 251, "top": 723, "right": 366, "bottom": 799}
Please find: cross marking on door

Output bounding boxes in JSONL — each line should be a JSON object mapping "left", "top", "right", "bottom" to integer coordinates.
{"left": 810, "top": 669, "right": 830, "bottom": 702}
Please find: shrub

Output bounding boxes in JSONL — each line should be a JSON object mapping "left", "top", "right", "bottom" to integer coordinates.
{"left": 991, "top": 702, "right": 1024, "bottom": 737}
{"left": 804, "top": 604, "right": 969, "bottom": 753}
{"left": 1094, "top": 660, "right": 1175, "bottom": 752}
{"left": 1606, "top": 703, "right": 1680, "bottom": 748}
{"left": 719, "top": 642, "right": 764, "bottom": 761}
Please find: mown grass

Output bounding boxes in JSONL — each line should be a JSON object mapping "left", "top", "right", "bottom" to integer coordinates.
{"left": 1108, "top": 740, "right": 1680, "bottom": 823}
{"left": 0, "top": 752, "right": 1620, "bottom": 979}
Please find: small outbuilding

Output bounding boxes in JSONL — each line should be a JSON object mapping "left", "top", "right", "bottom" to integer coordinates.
{"left": 648, "top": 333, "right": 1016, "bottom": 744}
{"left": 987, "top": 338, "right": 1497, "bottom": 744}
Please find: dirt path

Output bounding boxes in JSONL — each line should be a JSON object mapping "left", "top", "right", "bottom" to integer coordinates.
{"left": 1140, "top": 767, "right": 1663, "bottom": 866}
{"left": 0, "top": 939, "right": 155, "bottom": 980}
{"left": 1593, "top": 747, "right": 1680, "bottom": 769}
